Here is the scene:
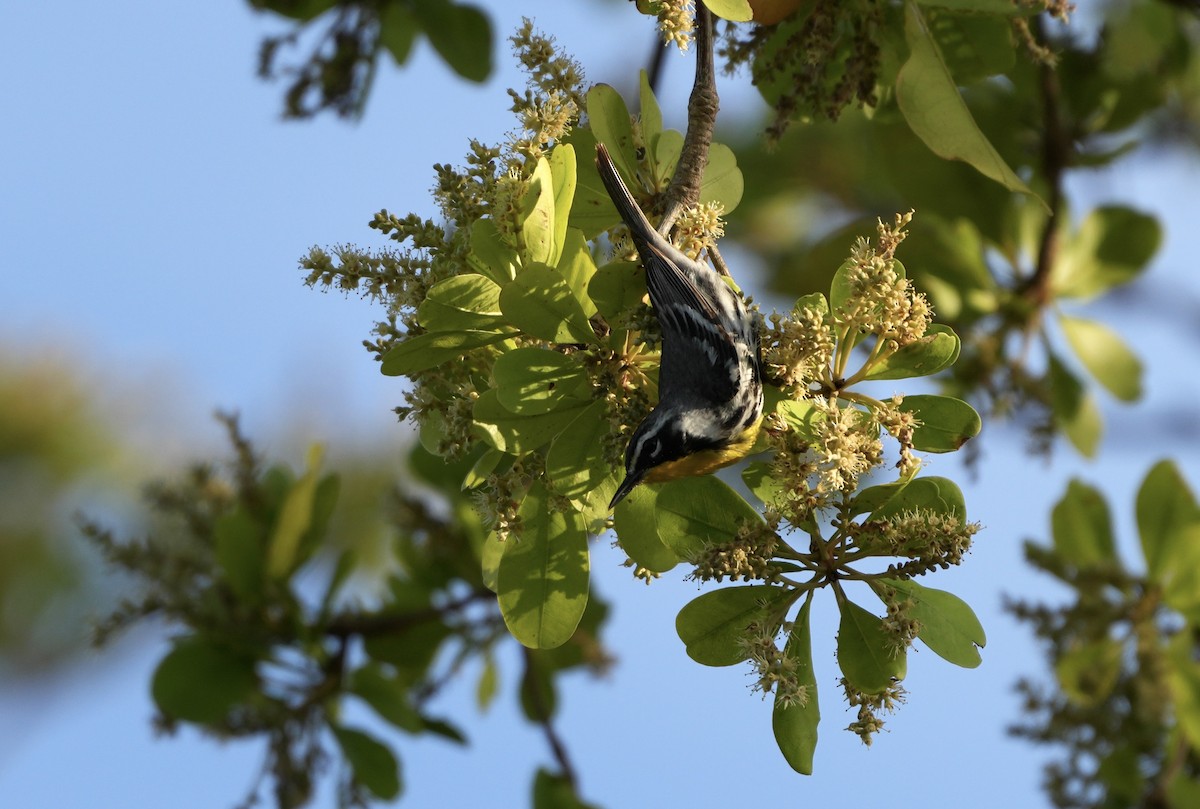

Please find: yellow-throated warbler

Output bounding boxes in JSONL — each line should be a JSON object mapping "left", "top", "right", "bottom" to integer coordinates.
{"left": 597, "top": 144, "right": 764, "bottom": 509}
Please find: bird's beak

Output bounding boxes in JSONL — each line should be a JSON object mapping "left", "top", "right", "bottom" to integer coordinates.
{"left": 608, "top": 471, "right": 643, "bottom": 511}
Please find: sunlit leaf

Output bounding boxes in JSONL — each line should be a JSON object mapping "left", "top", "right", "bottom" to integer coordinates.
{"left": 556, "top": 228, "right": 599, "bottom": 318}
{"left": 676, "top": 584, "right": 796, "bottom": 666}
{"left": 500, "top": 264, "right": 595, "bottom": 344}
{"left": 493, "top": 348, "right": 592, "bottom": 415}
{"left": 865, "top": 325, "right": 960, "bottom": 380}
{"left": 587, "top": 260, "right": 645, "bottom": 323}
{"left": 872, "top": 579, "right": 985, "bottom": 668}
{"left": 544, "top": 400, "right": 611, "bottom": 498}
{"left": 267, "top": 443, "right": 324, "bottom": 578}
{"left": 586, "top": 84, "right": 638, "bottom": 183}
{"left": 1137, "top": 459, "right": 1200, "bottom": 579}
{"left": 772, "top": 596, "right": 819, "bottom": 774}
{"left": 837, "top": 599, "right": 906, "bottom": 694}
{"left": 497, "top": 482, "right": 590, "bottom": 649}
{"left": 472, "top": 389, "right": 588, "bottom": 454}
{"left": 897, "top": 394, "right": 980, "bottom": 452}
{"left": 521, "top": 156, "right": 557, "bottom": 265}
{"left": 702, "top": 0, "right": 753, "bottom": 22}
{"left": 613, "top": 485, "right": 680, "bottom": 573}
{"left": 467, "top": 218, "right": 519, "bottom": 283}
{"left": 417, "top": 274, "right": 504, "bottom": 332}
{"left": 896, "top": 0, "right": 1040, "bottom": 203}
{"left": 549, "top": 144, "right": 577, "bottom": 263}
{"left": 382, "top": 329, "right": 516, "bottom": 376}
{"left": 655, "top": 476, "right": 764, "bottom": 560}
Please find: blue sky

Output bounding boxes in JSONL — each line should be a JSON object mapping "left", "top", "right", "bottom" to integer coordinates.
{"left": 3, "top": 2, "right": 1200, "bottom": 808}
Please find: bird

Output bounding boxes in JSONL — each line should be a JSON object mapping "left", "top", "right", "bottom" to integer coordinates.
{"left": 596, "top": 143, "right": 764, "bottom": 510}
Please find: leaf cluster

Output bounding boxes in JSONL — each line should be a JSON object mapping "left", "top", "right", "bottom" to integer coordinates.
{"left": 1008, "top": 462, "right": 1200, "bottom": 809}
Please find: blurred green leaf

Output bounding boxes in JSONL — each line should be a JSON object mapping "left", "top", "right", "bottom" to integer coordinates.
{"left": 925, "top": 8, "right": 1014, "bottom": 85}
{"left": 898, "top": 394, "right": 980, "bottom": 452}
{"left": 1052, "top": 206, "right": 1161, "bottom": 300}
{"left": 267, "top": 443, "right": 324, "bottom": 578}
{"left": 501, "top": 264, "right": 596, "bottom": 344}
{"left": 897, "top": 1, "right": 1040, "bottom": 203}
{"left": 214, "top": 509, "right": 265, "bottom": 601}
{"left": 378, "top": 3, "right": 418, "bottom": 64}
{"left": 532, "top": 767, "right": 601, "bottom": 809}
{"left": 1056, "top": 638, "right": 1124, "bottom": 707}
{"left": 151, "top": 636, "right": 258, "bottom": 724}
{"left": 331, "top": 725, "right": 402, "bottom": 800}
{"left": 873, "top": 578, "right": 985, "bottom": 667}
{"left": 497, "top": 482, "right": 590, "bottom": 649}
{"left": 772, "top": 596, "right": 819, "bottom": 774}
{"left": 837, "top": 598, "right": 906, "bottom": 694}
{"left": 1048, "top": 353, "right": 1102, "bottom": 457}
{"left": 1051, "top": 479, "right": 1116, "bottom": 567}
{"left": 349, "top": 664, "right": 424, "bottom": 733}
{"left": 494, "top": 348, "right": 592, "bottom": 415}
{"left": 1137, "top": 459, "right": 1200, "bottom": 579}
{"left": 1060, "top": 315, "right": 1143, "bottom": 402}
{"left": 676, "top": 584, "right": 796, "bottom": 666}
{"left": 477, "top": 653, "right": 499, "bottom": 712}
{"left": 1168, "top": 631, "right": 1200, "bottom": 751}
{"left": 412, "top": 0, "right": 492, "bottom": 83}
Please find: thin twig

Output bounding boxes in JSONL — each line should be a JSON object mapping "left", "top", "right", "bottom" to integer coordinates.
{"left": 522, "top": 647, "right": 581, "bottom": 790}
{"left": 326, "top": 589, "right": 493, "bottom": 637}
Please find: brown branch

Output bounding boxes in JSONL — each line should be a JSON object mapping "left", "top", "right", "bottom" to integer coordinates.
{"left": 522, "top": 647, "right": 580, "bottom": 791}
{"left": 326, "top": 589, "right": 493, "bottom": 638}
{"left": 658, "top": 3, "right": 719, "bottom": 235}
{"left": 1024, "top": 29, "right": 1069, "bottom": 310}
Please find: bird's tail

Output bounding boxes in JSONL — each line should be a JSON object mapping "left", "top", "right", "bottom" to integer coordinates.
{"left": 595, "top": 143, "right": 660, "bottom": 248}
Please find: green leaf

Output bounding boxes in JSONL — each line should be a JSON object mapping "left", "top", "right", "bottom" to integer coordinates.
{"left": 412, "top": 0, "right": 491, "bottom": 83}
{"left": 563, "top": 127, "right": 615, "bottom": 239}
{"left": 477, "top": 654, "right": 499, "bottom": 712}
{"left": 1060, "top": 315, "right": 1143, "bottom": 402}
{"left": 742, "top": 461, "right": 783, "bottom": 507}
{"left": 587, "top": 260, "right": 644, "bottom": 323}
{"left": 897, "top": 394, "right": 981, "bottom": 452}
{"left": 896, "top": 1, "right": 1041, "bottom": 204}
{"left": 1137, "top": 460, "right": 1200, "bottom": 579}
{"left": 1157, "top": 522, "right": 1200, "bottom": 624}
{"left": 556, "top": 228, "right": 599, "bottom": 318}
{"left": 349, "top": 664, "right": 423, "bottom": 733}
{"left": 532, "top": 767, "right": 601, "bottom": 809}
{"left": 497, "top": 482, "right": 590, "bottom": 649}
{"left": 331, "top": 725, "right": 402, "bottom": 800}
{"left": 378, "top": 3, "right": 417, "bottom": 64}
{"left": 872, "top": 475, "right": 965, "bottom": 521}
{"left": 772, "top": 596, "right": 819, "bottom": 774}
{"left": 267, "top": 443, "right": 324, "bottom": 578}
{"left": 549, "top": 144, "right": 577, "bottom": 263}
{"left": 655, "top": 476, "right": 764, "bottom": 560}
{"left": 865, "top": 324, "right": 961, "bottom": 380}
{"left": 545, "top": 400, "right": 612, "bottom": 498}
{"left": 925, "top": 8, "right": 1015, "bottom": 84}
{"left": 500, "top": 264, "right": 595, "bottom": 344}
{"left": 639, "top": 72, "right": 663, "bottom": 179}
{"left": 851, "top": 480, "right": 912, "bottom": 517}
{"left": 676, "top": 585, "right": 796, "bottom": 667}
{"left": 1048, "top": 353, "right": 1102, "bottom": 457}
{"left": 363, "top": 618, "right": 451, "bottom": 683}
{"left": 417, "top": 274, "right": 503, "bottom": 332}
{"left": 702, "top": 0, "right": 753, "bottom": 22}
{"left": 837, "top": 598, "right": 907, "bottom": 694}
{"left": 151, "top": 636, "right": 258, "bottom": 724}
{"left": 613, "top": 485, "right": 680, "bottom": 573}
{"left": 775, "top": 399, "right": 825, "bottom": 442}
{"left": 493, "top": 348, "right": 592, "bottom": 415}
{"left": 521, "top": 156, "right": 557, "bottom": 265}
{"left": 1052, "top": 206, "right": 1161, "bottom": 300}
{"left": 472, "top": 389, "right": 588, "bottom": 454}
{"left": 214, "top": 508, "right": 265, "bottom": 601}
{"left": 915, "top": 0, "right": 1029, "bottom": 12}
{"left": 1055, "top": 638, "right": 1123, "bottom": 707}
{"left": 1051, "top": 479, "right": 1116, "bottom": 567}
{"left": 698, "top": 143, "right": 745, "bottom": 213}
{"left": 467, "top": 218, "right": 519, "bottom": 283}
{"left": 481, "top": 530, "right": 505, "bottom": 592}
{"left": 873, "top": 579, "right": 985, "bottom": 668}
{"left": 382, "top": 329, "right": 516, "bottom": 376}
{"left": 586, "top": 84, "right": 638, "bottom": 183}
{"left": 1168, "top": 631, "right": 1200, "bottom": 751}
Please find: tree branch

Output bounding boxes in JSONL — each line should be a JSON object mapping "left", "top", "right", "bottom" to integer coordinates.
{"left": 658, "top": 3, "right": 719, "bottom": 236}
{"left": 522, "top": 647, "right": 581, "bottom": 791}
